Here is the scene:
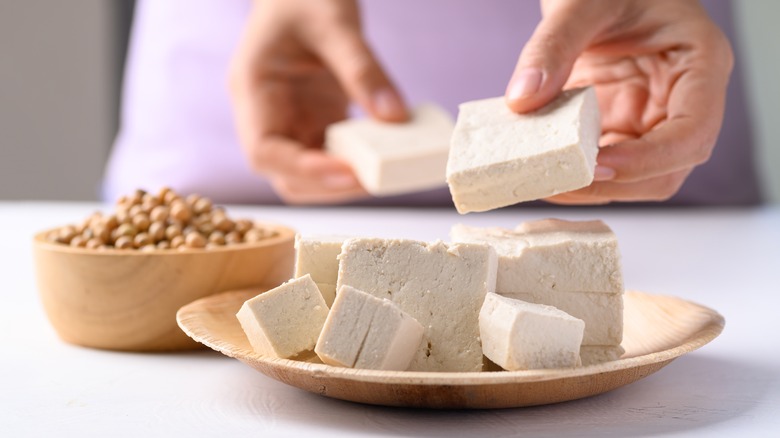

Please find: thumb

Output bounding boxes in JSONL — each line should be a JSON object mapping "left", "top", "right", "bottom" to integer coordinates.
{"left": 315, "top": 28, "right": 408, "bottom": 122}
{"left": 505, "top": 1, "right": 616, "bottom": 113}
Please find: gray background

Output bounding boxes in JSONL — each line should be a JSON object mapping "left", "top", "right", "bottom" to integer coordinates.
{"left": 0, "top": 0, "right": 777, "bottom": 203}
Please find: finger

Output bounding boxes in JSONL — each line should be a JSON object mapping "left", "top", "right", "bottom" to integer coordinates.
{"left": 312, "top": 27, "right": 408, "bottom": 122}
{"left": 262, "top": 145, "right": 368, "bottom": 204}
{"left": 543, "top": 195, "right": 611, "bottom": 206}
{"left": 271, "top": 151, "right": 369, "bottom": 204}
{"left": 599, "top": 130, "right": 637, "bottom": 147}
{"left": 273, "top": 177, "right": 369, "bottom": 205}
{"left": 545, "top": 168, "right": 692, "bottom": 204}
{"left": 243, "top": 135, "right": 357, "bottom": 183}
{"left": 505, "top": 0, "right": 620, "bottom": 113}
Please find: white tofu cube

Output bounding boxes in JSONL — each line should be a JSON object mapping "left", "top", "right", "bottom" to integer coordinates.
{"left": 337, "top": 238, "right": 497, "bottom": 372}
{"left": 326, "top": 104, "right": 454, "bottom": 196}
{"left": 503, "top": 291, "right": 623, "bottom": 345}
{"left": 446, "top": 87, "right": 600, "bottom": 213}
{"left": 236, "top": 274, "right": 328, "bottom": 359}
{"left": 479, "top": 293, "right": 585, "bottom": 370}
{"left": 450, "top": 219, "right": 623, "bottom": 294}
{"left": 315, "top": 285, "right": 424, "bottom": 371}
{"left": 294, "top": 234, "right": 352, "bottom": 306}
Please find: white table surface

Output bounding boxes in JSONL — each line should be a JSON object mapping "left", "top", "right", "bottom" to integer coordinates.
{"left": 2, "top": 201, "right": 779, "bottom": 437}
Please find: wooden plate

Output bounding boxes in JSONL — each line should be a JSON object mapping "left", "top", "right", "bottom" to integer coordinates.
{"left": 176, "top": 290, "right": 724, "bottom": 409}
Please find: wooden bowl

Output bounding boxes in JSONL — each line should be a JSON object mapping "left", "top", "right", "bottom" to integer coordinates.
{"left": 33, "top": 223, "right": 295, "bottom": 352}
{"left": 177, "top": 290, "right": 724, "bottom": 409}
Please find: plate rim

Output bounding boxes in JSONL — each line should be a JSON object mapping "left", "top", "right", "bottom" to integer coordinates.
{"left": 176, "top": 289, "right": 725, "bottom": 386}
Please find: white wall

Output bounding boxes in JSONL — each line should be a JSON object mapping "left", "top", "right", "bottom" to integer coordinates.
{"left": 735, "top": 0, "right": 780, "bottom": 203}
{"left": 0, "top": 0, "right": 117, "bottom": 201}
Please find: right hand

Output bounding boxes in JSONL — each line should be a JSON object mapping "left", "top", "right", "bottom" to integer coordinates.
{"left": 229, "top": 0, "right": 408, "bottom": 204}
{"left": 504, "top": 0, "right": 733, "bottom": 204}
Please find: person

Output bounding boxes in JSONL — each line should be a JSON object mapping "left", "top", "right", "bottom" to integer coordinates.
{"left": 103, "top": 0, "right": 762, "bottom": 206}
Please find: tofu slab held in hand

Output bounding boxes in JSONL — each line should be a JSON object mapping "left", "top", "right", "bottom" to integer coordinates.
{"left": 326, "top": 104, "right": 454, "bottom": 196}
{"left": 447, "top": 87, "right": 600, "bottom": 213}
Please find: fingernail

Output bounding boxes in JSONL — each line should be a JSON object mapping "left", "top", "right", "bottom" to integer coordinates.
{"left": 594, "top": 165, "right": 616, "bottom": 181}
{"left": 373, "top": 89, "right": 407, "bottom": 121}
{"left": 323, "top": 173, "right": 359, "bottom": 189}
{"left": 507, "top": 68, "right": 543, "bottom": 101}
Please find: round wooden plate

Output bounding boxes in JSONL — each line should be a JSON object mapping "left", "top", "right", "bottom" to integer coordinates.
{"left": 176, "top": 290, "right": 724, "bottom": 409}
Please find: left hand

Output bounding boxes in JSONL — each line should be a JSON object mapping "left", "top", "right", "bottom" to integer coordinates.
{"left": 228, "top": 0, "right": 407, "bottom": 204}
{"left": 505, "top": 0, "right": 734, "bottom": 204}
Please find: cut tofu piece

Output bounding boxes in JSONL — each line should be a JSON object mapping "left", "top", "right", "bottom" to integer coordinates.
{"left": 450, "top": 219, "right": 623, "bottom": 294}
{"left": 503, "top": 291, "right": 623, "bottom": 345}
{"left": 315, "top": 285, "right": 424, "bottom": 371}
{"left": 326, "top": 103, "right": 454, "bottom": 196}
{"left": 446, "top": 87, "right": 600, "bottom": 213}
{"left": 294, "top": 234, "right": 351, "bottom": 306}
{"left": 479, "top": 293, "right": 584, "bottom": 370}
{"left": 337, "top": 238, "right": 497, "bottom": 372}
{"left": 580, "top": 345, "right": 625, "bottom": 366}
{"left": 236, "top": 274, "right": 328, "bottom": 359}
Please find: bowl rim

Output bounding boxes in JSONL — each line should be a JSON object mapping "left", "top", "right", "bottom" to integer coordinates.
{"left": 33, "top": 221, "right": 296, "bottom": 256}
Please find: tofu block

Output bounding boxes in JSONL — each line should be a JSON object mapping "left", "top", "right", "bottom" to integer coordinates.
{"left": 294, "top": 234, "right": 351, "bottom": 306}
{"left": 479, "top": 293, "right": 585, "bottom": 370}
{"left": 502, "top": 291, "right": 623, "bottom": 345}
{"left": 315, "top": 285, "right": 424, "bottom": 371}
{"left": 236, "top": 274, "right": 328, "bottom": 358}
{"left": 580, "top": 345, "right": 625, "bottom": 366}
{"left": 326, "top": 104, "right": 454, "bottom": 196}
{"left": 446, "top": 87, "right": 600, "bottom": 213}
{"left": 337, "top": 238, "right": 497, "bottom": 372}
{"left": 450, "top": 219, "right": 623, "bottom": 294}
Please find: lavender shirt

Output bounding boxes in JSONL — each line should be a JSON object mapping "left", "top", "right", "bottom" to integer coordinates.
{"left": 103, "top": 0, "right": 762, "bottom": 206}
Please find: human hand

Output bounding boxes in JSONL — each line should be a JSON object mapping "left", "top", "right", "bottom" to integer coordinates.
{"left": 229, "top": 0, "right": 407, "bottom": 204}
{"left": 505, "top": 0, "right": 733, "bottom": 204}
